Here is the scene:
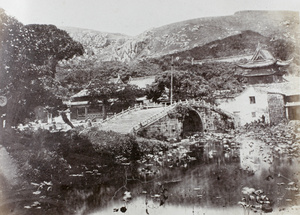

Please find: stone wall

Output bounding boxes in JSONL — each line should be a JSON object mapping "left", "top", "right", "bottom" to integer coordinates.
{"left": 137, "top": 115, "right": 183, "bottom": 140}
{"left": 137, "top": 106, "right": 234, "bottom": 140}
{"left": 267, "top": 93, "right": 286, "bottom": 125}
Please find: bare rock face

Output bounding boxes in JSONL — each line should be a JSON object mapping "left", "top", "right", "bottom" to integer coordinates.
{"left": 111, "top": 36, "right": 152, "bottom": 62}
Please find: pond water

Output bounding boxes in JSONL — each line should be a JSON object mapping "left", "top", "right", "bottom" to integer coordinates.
{"left": 61, "top": 133, "right": 300, "bottom": 215}
{"left": 7, "top": 132, "right": 299, "bottom": 215}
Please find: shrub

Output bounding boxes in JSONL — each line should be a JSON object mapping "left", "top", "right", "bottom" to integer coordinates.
{"left": 79, "top": 129, "right": 141, "bottom": 161}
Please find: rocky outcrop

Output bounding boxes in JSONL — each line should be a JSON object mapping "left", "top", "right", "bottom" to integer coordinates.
{"left": 111, "top": 36, "right": 152, "bottom": 62}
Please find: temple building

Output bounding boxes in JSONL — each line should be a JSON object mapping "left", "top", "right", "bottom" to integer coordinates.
{"left": 66, "top": 89, "right": 104, "bottom": 120}
{"left": 237, "top": 44, "right": 293, "bottom": 85}
{"left": 65, "top": 75, "right": 157, "bottom": 121}
{"left": 66, "top": 75, "right": 125, "bottom": 121}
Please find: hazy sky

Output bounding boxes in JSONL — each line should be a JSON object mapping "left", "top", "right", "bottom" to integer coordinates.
{"left": 0, "top": 0, "right": 300, "bottom": 36}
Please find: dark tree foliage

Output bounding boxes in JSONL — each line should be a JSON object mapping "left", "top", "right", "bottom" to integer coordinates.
{"left": 146, "top": 62, "right": 244, "bottom": 104}
{"left": 57, "top": 58, "right": 162, "bottom": 90}
{"left": 146, "top": 70, "right": 213, "bottom": 102}
{"left": 86, "top": 79, "right": 144, "bottom": 119}
{"left": 116, "top": 84, "right": 145, "bottom": 106}
{"left": 21, "top": 24, "right": 84, "bottom": 77}
{"left": 0, "top": 9, "right": 84, "bottom": 127}
{"left": 269, "top": 39, "right": 295, "bottom": 61}
{"left": 57, "top": 60, "right": 129, "bottom": 92}
{"left": 127, "top": 59, "right": 162, "bottom": 78}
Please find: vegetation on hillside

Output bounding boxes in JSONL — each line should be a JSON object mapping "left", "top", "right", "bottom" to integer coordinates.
{"left": 149, "top": 30, "right": 297, "bottom": 73}
{"left": 55, "top": 12, "right": 300, "bottom": 104}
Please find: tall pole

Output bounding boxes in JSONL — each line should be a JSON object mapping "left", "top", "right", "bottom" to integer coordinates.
{"left": 171, "top": 56, "right": 173, "bottom": 105}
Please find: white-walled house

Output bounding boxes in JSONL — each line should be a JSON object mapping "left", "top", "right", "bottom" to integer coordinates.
{"left": 216, "top": 78, "right": 300, "bottom": 126}
{"left": 216, "top": 86, "right": 270, "bottom": 126}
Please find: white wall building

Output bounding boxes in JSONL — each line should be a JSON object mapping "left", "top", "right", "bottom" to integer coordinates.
{"left": 216, "top": 76, "right": 300, "bottom": 126}
{"left": 217, "top": 86, "right": 270, "bottom": 126}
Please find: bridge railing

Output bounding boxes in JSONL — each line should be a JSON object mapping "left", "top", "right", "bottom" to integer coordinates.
{"left": 130, "top": 99, "right": 237, "bottom": 134}
{"left": 183, "top": 99, "right": 236, "bottom": 119}
{"left": 130, "top": 102, "right": 179, "bottom": 133}
{"left": 95, "top": 103, "right": 164, "bottom": 127}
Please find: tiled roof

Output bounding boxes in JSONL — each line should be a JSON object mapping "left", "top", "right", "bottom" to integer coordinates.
{"left": 216, "top": 80, "right": 300, "bottom": 99}
{"left": 241, "top": 68, "right": 277, "bottom": 77}
{"left": 238, "top": 60, "right": 276, "bottom": 69}
{"left": 237, "top": 43, "right": 290, "bottom": 69}
{"left": 252, "top": 49, "right": 275, "bottom": 61}
{"left": 71, "top": 89, "right": 89, "bottom": 98}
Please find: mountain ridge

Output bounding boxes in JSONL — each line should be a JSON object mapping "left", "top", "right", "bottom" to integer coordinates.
{"left": 59, "top": 10, "right": 299, "bottom": 63}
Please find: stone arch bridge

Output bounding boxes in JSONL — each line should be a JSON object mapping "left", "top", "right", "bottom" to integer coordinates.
{"left": 97, "top": 100, "right": 237, "bottom": 140}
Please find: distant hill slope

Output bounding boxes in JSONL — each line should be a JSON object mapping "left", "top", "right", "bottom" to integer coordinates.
{"left": 60, "top": 10, "right": 299, "bottom": 62}
{"left": 163, "top": 30, "right": 268, "bottom": 61}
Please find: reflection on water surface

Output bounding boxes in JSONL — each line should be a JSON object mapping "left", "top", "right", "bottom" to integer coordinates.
{"left": 80, "top": 133, "right": 299, "bottom": 215}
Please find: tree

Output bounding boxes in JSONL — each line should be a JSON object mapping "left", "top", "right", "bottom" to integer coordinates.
{"left": 146, "top": 70, "right": 213, "bottom": 103}
{"left": 87, "top": 80, "right": 118, "bottom": 119}
{"left": 127, "top": 60, "right": 162, "bottom": 78}
{"left": 0, "top": 9, "right": 84, "bottom": 128}
{"left": 116, "top": 84, "right": 145, "bottom": 106}
{"left": 270, "top": 39, "right": 295, "bottom": 61}
{"left": 21, "top": 24, "right": 84, "bottom": 77}
{"left": 86, "top": 78, "right": 144, "bottom": 120}
{"left": 146, "top": 62, "right": 244, "bottom": 104}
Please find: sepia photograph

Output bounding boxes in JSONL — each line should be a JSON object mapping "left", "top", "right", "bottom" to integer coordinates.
{"left": 0, "top": 0, "right": 300, "bottom": 214}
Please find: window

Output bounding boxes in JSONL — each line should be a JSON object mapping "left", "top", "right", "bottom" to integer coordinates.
{"left": 249, "top": 96, "right": 256, "bottom": 104}
{"left": 252, "top": 112, "right": 256, "bottom": 117}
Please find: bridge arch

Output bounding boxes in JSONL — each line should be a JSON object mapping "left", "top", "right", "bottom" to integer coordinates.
{"left": 182, "top": 109, "right": 203, "bottom": 137}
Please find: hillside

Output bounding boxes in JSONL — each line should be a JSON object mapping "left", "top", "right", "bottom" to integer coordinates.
{"left": 155, "top": 29, "right": 298, "bottom": 65}
{"left": 60, "top": 10, "right": 299, "bottom": 63}
{"left": 162, "top": 30, "right": 268, "bottom": 61}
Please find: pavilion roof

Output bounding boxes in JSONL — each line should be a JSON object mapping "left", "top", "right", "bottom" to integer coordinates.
{"left": 241, "top": 68, "right": 277, "bottom": 77}
{"left": 237, "top": 43, "right": 292, "bottom": 69}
